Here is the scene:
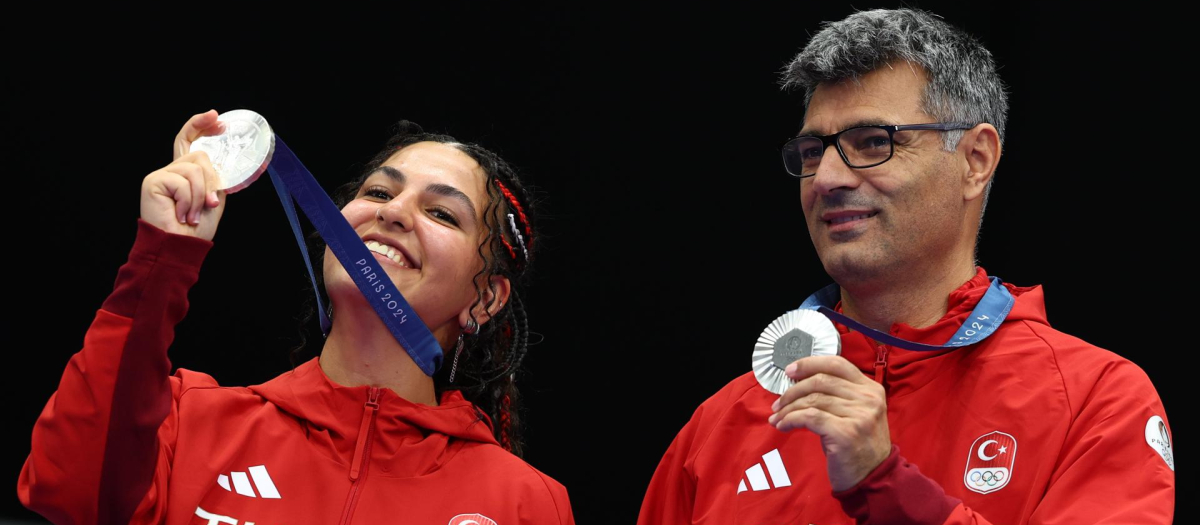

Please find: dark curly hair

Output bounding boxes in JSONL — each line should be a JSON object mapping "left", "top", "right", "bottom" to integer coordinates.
{"left": 293, "top": 121, "right": 539, "bottom": 457}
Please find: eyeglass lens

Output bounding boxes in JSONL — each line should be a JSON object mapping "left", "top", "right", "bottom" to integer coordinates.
{"left": 784, "top": 127, "right": 894, "bottom": 177}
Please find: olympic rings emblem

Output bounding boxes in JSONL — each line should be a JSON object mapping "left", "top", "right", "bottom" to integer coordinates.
{"left": 968, "top": 468, "right": 1008, "bottom": 488}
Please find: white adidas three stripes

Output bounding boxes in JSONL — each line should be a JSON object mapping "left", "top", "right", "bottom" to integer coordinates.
{"left": 737, "top": 449, "right": 791, "bottom": 493}
{"left": 216, "top": 465, "right": 281, "bottom": 499}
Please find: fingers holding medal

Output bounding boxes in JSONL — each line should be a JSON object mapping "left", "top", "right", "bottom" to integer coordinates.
{"left": 174, "top": 109, "right": 227, "bottom": 161}
{"left": 140, "top": 148, "right": 225, "bottom": 240}
{"left": 754, "top": 309, "right": 891, "bottom": 491}
{"left": 767, "top": 353, "right": 892, "bottom": 491}
{"left": 139, "top": 109, "right": 274, "bottom": 241}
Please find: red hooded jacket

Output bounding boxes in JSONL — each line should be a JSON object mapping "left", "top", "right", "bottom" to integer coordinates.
{"left": 638, "top": 268, "right": 1174, "bottom": 524}
{"left": 19, "top": 220, "right": 574, "bottom": 525}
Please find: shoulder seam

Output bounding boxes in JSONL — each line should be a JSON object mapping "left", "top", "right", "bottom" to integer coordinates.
{"left": 1023, "top": 320, "right": 1073, "bottom": 415}
{"left": 176, "top": 382, "right": 244, "bottom": 405}
{"left": 691, "top": 377, "right": 760, "bottom": 459}
{"left": 524, "top": 460, "right": 568, "bottom": 525}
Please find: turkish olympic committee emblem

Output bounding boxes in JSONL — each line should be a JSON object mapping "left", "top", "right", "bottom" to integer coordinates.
{"left": 963, "top": 431, "right": 1017, "bottom": 494}
{"left": 448, "top": 514, "right": 498, "bottom": 525}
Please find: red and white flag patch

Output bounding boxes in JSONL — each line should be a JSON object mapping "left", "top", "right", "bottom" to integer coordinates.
{"left": 448, "top": 514, "right": 498, "bottom": 525}
{"left": 963, "top": 431, "right": 1017, "bottom": 494}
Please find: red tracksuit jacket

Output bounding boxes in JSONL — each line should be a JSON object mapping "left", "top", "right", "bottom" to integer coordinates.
{"left": 18, "top": 220, "right": 574, "bottom": 525}
{"left": 638, "top": 269, "right": 1174, "bottom": 524}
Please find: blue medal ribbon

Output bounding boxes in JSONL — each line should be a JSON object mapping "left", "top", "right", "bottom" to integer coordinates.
{"left": 798, "top": 276, "right": 1015, "bottom": 351}
{"left": 266, "top": 136, "right": 443, "bottom": 375}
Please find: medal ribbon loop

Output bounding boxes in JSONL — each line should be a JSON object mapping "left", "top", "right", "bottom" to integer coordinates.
{"left": 799, "top": 276, "right": 1015, "bottom": 352}
{"left": 266, "top": 136, "right": 443, "bottom": 375}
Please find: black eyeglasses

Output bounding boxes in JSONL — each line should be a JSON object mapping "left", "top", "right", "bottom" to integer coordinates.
{"left": 781, "top": 123, "right": 976, "bottom": 178}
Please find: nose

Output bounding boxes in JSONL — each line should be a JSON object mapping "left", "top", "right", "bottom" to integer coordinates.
{"left": 375, "top": 193, "right": 416, "bottom": 231}
{"left": 808, "top": 143, "right": 863, "bottom": 196}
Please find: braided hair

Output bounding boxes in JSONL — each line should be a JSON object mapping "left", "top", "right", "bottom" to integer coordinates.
{"left": 296, "top": 121, "right": 538, "bottom": 457}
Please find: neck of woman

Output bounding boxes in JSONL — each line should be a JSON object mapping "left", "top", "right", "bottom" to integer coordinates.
{"left": 318, "top": 302, "right": 440, "bottom": 406}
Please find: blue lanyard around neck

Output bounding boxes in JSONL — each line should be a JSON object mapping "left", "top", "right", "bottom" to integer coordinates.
{"left": 798, "top": 276, "right": 1015, "bottom": 352}
{"left": 266, "top": 136, "right": 443, "bottom": 375}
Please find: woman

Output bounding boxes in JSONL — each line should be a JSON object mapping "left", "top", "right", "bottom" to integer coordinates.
{"left": 18, "top": 111, "right": 572, "bottom": 525}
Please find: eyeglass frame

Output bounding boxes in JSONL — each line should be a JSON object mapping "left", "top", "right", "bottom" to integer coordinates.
{"left": 781, "top": 122, "right": 977, "bottom": 178}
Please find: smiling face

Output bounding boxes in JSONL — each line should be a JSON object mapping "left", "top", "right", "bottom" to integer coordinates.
{"left": 324, "top": 141, "right": 501, "bottom": 336}
{"left": 799, "top": 63, "right": 969, "bottom": 288}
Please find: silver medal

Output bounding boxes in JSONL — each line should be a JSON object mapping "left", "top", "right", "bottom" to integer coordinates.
{"left": 190, "top": 109, "right": 275, "bottom": 193}
{"left": 752, "top": 309, "right": 841, "bottom": 395}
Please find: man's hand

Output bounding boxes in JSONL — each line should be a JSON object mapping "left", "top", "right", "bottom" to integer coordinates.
{"left": 768, "top": 355, "right": 892, "bottom": 491}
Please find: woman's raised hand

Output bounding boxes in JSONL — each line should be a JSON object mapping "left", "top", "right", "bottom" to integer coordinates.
{"left": 140, "top": 110, "right": 228, "bottom": 240}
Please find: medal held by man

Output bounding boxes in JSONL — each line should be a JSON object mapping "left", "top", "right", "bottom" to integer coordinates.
{"left": 753, "top": 309, "right": 841, "bottom": 395}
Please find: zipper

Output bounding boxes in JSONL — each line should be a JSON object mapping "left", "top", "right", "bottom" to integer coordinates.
{"left": 873, "top": 344, "right": 889, "bottom": 386}
{"left": 339, "top": 387, "right": 381, "bottom": 525}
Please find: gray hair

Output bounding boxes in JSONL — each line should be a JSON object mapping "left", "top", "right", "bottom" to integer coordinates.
{"left": 782, "top": 8, "right": 1007, "bottom": 151}
{"left": 781, "top": 8, "right": 1007, "bottom": 218}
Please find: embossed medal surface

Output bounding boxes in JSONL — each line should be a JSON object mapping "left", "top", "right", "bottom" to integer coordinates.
{"left": 190, "top": 109, "right": 275, "bottom": 193}
{"left": 753, "top": 309, "right": 841, "bottom": 395}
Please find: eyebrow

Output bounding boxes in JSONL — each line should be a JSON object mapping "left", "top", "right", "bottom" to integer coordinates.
{"left": 374, "top": 166, "right": 477, "bottom": 213}
{"left": 798, "top": 118, "right": 892, "bottom": 137}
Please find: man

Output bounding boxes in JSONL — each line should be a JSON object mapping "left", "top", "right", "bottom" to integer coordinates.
{"left": 637, "top": 8, "right": 1174, "bottom": 525}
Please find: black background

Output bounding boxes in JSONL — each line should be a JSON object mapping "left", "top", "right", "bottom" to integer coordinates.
{"left": 2, "top": 2, "right": 1186, "bottom": 523}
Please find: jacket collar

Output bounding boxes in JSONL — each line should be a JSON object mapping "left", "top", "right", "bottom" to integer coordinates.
{"left": 834, "top": 267, "right": 1047, "bottom": 395}
{"left": 249, "top": 358, "right": 498, "bottom": 476}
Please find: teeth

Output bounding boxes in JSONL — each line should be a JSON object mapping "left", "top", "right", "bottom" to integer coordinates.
{"left": 832, "top": 213, "right": 872, "bottom": 225}
{"left": 365, "top": 240, "right": 408, "bottom": 267}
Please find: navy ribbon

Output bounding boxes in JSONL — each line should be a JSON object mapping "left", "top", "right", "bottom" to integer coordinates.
{"left": 798, "top": 276, "right": 1015, "bottom": 351}
{"left": 266, "top": 136, "right": 443, "bottom": 375}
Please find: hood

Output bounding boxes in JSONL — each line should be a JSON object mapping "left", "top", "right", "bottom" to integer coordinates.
{"left": 249, "top": 358, "right": 498, "bottom": 476}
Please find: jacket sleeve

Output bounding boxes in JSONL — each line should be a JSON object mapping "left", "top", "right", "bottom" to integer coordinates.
{"left": 832, "top": 445, "right": 962, "bottom": 524}
{"left": 1021, "top": 348, "right": 1174, "bottom": 524}
{"left": 17, "top": 219, "right": 215, "bottom": 525}
{"left": 834, "top": 350, "right": 1175, "bottom": 525}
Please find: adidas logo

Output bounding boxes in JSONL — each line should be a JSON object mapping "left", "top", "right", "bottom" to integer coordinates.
{"left": 736, "top": 449, "right": 791, "bottom": 494}
{"left": 216, "top": 465, "right": 281, "bottom": 499}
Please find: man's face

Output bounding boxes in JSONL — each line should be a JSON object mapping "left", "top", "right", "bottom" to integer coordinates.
{"left": 800, "top": 63, "right": 967, "bottom": 287}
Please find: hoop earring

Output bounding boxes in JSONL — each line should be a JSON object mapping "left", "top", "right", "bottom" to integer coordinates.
{"left": 465, "top": 318, "right": 479, "bottom": 335}
{"left": 449, "top": 334, "right": 464, "bottom": 383}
